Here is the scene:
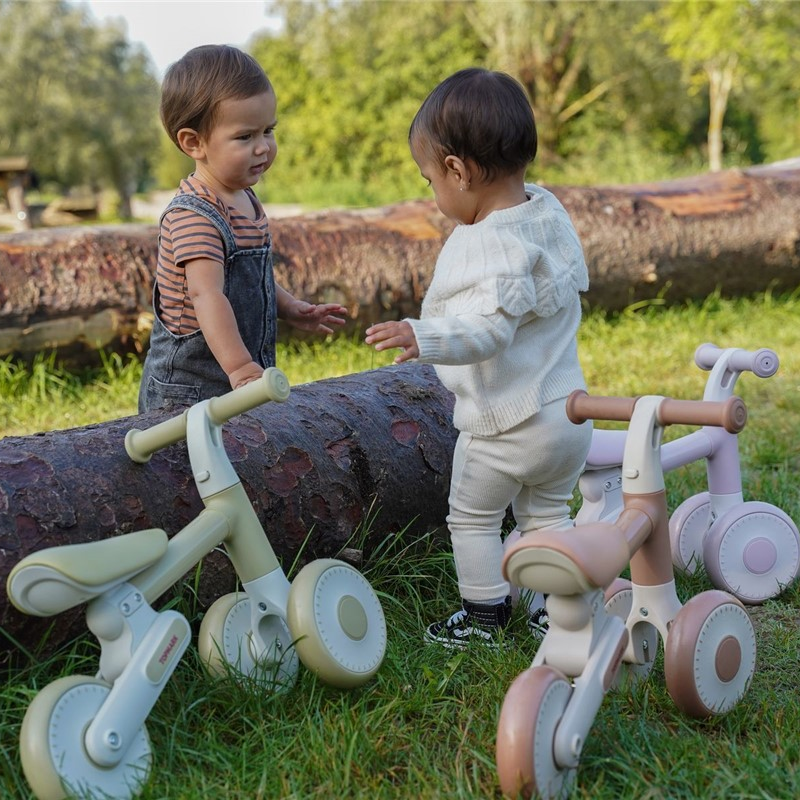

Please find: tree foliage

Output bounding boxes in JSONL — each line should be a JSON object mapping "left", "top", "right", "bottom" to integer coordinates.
{"left": 0, "top": 0, "right": 796, "bottom": 214}
{"left": 253, "top": 0, "right": 483, "bottom": 206}
{"left": 647, "top": 0, "right": 800, "bottom": 172}
{"left": 0, "top": 0, "right": 160, "bottom": 217}
{"left": 253, "top": 0, "right": 798, "bottom": 204}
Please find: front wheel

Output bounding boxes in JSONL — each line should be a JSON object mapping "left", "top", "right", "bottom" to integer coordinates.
{"left": 198, "top": 592, "right": 299, "bottom": 692}
{"left": 664, "top": 590, "right": 756, "bottom": 718}
{"left": 603, "top": 578, "right": 659, "bottom": 689}
{"left": 287, "top": 559, "right": 387, "bottom": 688}
{"left": 20, "top": 675, "right": 151, "bottom": 800}
{"left": 496, "top": 665, "right": 575, "bottom": 800}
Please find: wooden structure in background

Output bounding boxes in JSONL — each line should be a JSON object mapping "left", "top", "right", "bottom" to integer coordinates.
{"left": 0, "top": 156, "right": 31, "bottom": 232}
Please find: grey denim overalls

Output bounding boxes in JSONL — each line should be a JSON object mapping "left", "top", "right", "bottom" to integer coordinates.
{"left": 138, "top": 193, "right": 276, "bottom": 412}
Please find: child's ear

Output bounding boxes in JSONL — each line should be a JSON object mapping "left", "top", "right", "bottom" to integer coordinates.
{"left": 443, "top": 154, "right": 471, "bottom": 189}
{"left": 176, "top": 128, "right": 204, "bottom": 159}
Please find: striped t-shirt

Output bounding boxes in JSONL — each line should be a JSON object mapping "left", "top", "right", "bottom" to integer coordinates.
{"left": 156, "top": 176, "right": 270, "bottom": 335}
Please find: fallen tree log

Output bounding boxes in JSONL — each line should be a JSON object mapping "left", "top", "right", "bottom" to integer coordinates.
{"left": 1, "top": 160, "right": 798, "bottom": 362}
{"left": 0, "top": 363, "right": 456, "bottom": 661}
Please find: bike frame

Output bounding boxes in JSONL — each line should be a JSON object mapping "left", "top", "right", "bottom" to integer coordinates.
{"left": 575, "top": 343, "right": 776, "bottom": 526}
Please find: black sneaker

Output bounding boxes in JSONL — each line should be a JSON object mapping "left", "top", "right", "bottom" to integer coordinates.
{"left": 527, "top": 605, "right": 549, "bottom": 639}
{"left": 425, "top": 597, "right": 512, "bottom": 649}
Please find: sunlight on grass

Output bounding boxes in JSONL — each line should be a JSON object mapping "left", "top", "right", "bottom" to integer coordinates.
{"left": 2, "top": 291, "right": 798, "bottom": 439}
{"left": 0, "top": 335, "right": 396, "bottom": 437}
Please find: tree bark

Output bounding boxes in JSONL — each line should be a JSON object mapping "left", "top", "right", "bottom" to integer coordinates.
{"left": 0, "top": 160, "right": 798, "bottom": 362}
{"left": 0, "top": 223, "right": 155, "bottom": 360}
{"left": 0, "top": 363, "right": 456, "bottom": 661}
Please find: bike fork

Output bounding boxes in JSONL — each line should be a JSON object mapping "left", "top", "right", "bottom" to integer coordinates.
{"left": 83, "top": 583, "right": 191, "bottom": 767}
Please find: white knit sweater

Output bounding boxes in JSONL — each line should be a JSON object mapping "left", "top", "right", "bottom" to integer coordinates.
{"left": 407, "top": 184, "right": 589, "bottom": 436}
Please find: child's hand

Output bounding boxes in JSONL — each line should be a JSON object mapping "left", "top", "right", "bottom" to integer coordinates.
{"left": 284, "top": 300, "right": 348, "bottom": 335}
{"left": 228, "top": 361, "right": 265, "bottom": 390}
{"left": 364, "top": 321, "right": 419, "bottom": 364}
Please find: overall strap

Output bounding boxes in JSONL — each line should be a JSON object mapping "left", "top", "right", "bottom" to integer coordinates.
{"left": 160, "top": 193, "right": 238, "bottom": 260}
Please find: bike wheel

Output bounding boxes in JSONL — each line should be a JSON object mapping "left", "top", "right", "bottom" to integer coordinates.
{"left": 198, "top": 592, "right": 298, "bottom": 692}
{"left": 669, "top": 492, "right": 711, "bottom": 574}
{"left": 496, "top": 665, "right": 575, "bottom": 800}
{"left": 703, "top": 502, "right": 800, "bottom": 603}
{"left": 603, "top": 578, "right": 659, "bottom": 689}
{"left": 287, "top": 559, "right": 387, "bottom": 688}
{"left": 664, "top": 590, "right": 756, "bottom": 718}
{"left": 20, "top": 675, "right": 151, "bottom": 800}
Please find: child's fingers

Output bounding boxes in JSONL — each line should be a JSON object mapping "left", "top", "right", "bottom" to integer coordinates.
{"left": 364, "top": 322, "right": 399, "bottom": 343}
{"left": 372, "top": 335, "right": 409, "bottom": 351}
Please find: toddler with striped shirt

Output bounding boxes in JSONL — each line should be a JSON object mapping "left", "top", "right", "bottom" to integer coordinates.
{"left": 139, "top": 45, "right": 347, "bottom": 412}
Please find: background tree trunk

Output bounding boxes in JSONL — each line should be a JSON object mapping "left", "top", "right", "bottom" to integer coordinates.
{"left": 0, "top": 364, "right": 456, "bottom": 661}
{"left": 0, "top": 160, "right": 798, "bottom": 363}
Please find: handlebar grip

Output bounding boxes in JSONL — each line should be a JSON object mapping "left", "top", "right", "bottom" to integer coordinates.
{"left": 124, "top": 368, "right": 291, "bottom": 463}
{"left": 206, "top": 367, "right": 290, "bottom": 426}
{"left": 125, "top": 412, "right": 188, "bottom": 464}
{"left": 656, "top": 396, "right": 747, "bottom": 433}
{"left": 694, "top": 342, "right": 779, "bottom": 378}
{"left": 566, "top": 390, "right": 747, "bottom": 434}
{"left": 566, "top": 391, "right": 637, "bottom": 425}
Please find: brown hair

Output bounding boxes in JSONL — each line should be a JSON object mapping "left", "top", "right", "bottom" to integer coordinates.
{"left": 160, "top": 44, "right": 273, "bottom": 148}
{"left": 409, "top": 68, "right": 537, "bottom": 181}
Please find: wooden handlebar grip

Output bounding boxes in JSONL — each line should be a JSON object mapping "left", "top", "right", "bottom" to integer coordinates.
{"left": 657, "top": 396, "right": 747, "bottom": 434}
{"left": 565, "top": 390, "right": 638, "bottom": 425}
{"left": 566, "top": 390, "right": 747, "bottom": 434}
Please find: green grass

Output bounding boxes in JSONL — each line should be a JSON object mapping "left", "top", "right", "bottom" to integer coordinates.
{"left": 2, "top": 292, "right": 800, "bottom": 799}
{"left": 0, "top": 336, "right": 397, "bottom": 438}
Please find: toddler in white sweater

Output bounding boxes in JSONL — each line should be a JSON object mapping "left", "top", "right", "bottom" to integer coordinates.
{"left": 365, "top": 68, "right": 592, "bottom": 648}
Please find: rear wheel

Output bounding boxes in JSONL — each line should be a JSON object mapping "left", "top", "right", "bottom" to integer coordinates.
{"left": 669, "top": 492, "right": 711, "bottom": 574}
{"left": 703, "top": 502, "right": 800, "bottom": 603}
{"left": 496, "top": 665, "right": 575, "bottom": 800}
{"left": 20, "top": 675, "right": 151, "bottom": 800}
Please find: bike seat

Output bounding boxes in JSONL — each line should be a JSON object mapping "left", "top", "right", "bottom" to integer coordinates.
{"left": 503, "top": 523, "right": 631, "bottom": 595}
{"left": 6, "top": 528, "right": 169, "bottom": 617}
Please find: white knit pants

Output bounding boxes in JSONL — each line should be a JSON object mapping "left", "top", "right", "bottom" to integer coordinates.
{"left": 447, "top": 399, "right": 592, "bottom": 602}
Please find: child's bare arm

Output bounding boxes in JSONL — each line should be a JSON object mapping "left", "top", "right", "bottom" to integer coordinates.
{"left": 185, "top": 257, "right": 262, "bottom": 388}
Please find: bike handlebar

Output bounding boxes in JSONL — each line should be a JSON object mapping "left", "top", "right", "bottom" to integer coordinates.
{"left": 125, "top": 368, "right": 291, "bottom": 463}
{"left": 565, "top": 390, "right": 747, "bottom": 434}
{"left": 694, "top": 342, "right": 779, "bottom": 378}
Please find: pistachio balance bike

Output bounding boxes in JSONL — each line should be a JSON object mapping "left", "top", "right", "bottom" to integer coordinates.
{"left": 497, "top": 391, "right": 756, "bottom": 800}
{"left": 575, "top": 343, "right": 798, "bottom": 604}
{"left": 6, "top": 368, "right": 387, "bottom": 800}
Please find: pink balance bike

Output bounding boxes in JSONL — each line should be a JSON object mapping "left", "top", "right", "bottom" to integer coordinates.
{"left": 6, "top": 369, "right": 387, "bottom": 800}
{"left": 497, "top": 391, "right": 756, "bottom": 800}
{"left": 575, "top": 343, "right": 799, "bottom": 604}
